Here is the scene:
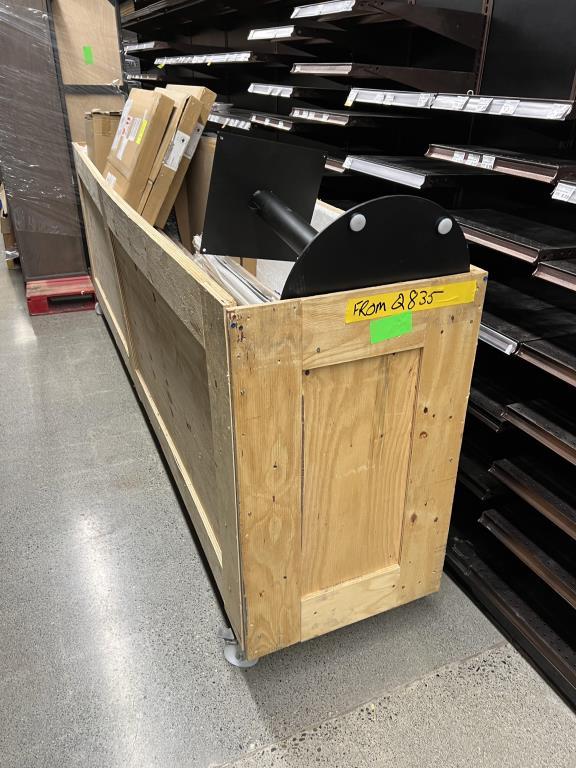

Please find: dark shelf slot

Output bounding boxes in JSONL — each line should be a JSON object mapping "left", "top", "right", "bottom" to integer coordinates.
{"left": 124, "top": 40, "right": 175, "bottom": 56}
{"left": 490, "top": 456, "right": 576, "bottom": 541}
{"left": 432, "top": 93, "right": 574, "bottom": 121}
{"left": 289, "top": 107, "right": 418, "bottom": 126}
{"left": 155, "top": 51, "right": 273, "bottom": 66}
{"left": 446, "top": 533, "right": 576, "bottom": 708}
{"left": 248, "top": 82, "right": 347, "bottom": 100}
{"left": 534, "top": 259, "right": 576, "bottom": 293}
{"left": 342, "top": 155, "right": 495, "bottom": 190}
{"left": 290, "top": 1, "right": 486, "bottom": 49}
{"left": 248, "top": 22, "right": 341, "bottom": 45}
{"left": 479, "top": 508, "right": 576, "bottom": 609}
{"left": 427, "top": 144, "right": 576, "bottom": 185}
{"left": 458, "top": 452, "right": 504, "bottom": 504}
{"left": 454, "top": 209, "right": 576, "bottom": 264}
{"left": 517, "top": 336, "right": 576, "bottom": 389}
{"left": 552, "top": 181, "right": 576, "bottom": 205}
{"left": 504, "top": 400, "right": 576, "bottom": 466}
{"left": 469, "top": 381, "right": 509, "bottom": 433}
{"left": 291, "top": 62, "right": 475, "bottom": 92}
{"left": 479, "top": 280, "right": 576, "bottom": 358}
{"left": 207, "top": 108, "right": 253, "bottom": 131}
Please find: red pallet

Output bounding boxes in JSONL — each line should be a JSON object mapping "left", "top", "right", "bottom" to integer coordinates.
{"left": 26, "top": 276, "right": 96, "bottom": 316}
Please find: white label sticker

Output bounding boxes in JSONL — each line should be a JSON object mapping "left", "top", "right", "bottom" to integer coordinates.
{"left": 105, "top": 171, "right": 116, "bottom": 188}
{"left": 116, "top": 135, "right": 129, "bottom": 161}
{"left": 184, "top": 124, "right": 203, "bottom": 159}
{"left": 466, "top": 97, "right": 492, "bottom": 113}
{"left": 111, "top": 99, "right": 132, "bottom": 151}
{"left": 321, "top": 112, "right": 330, "bottom": 121}
{"left": 128, "top": 116, "right": 142, "bottom": 142}
{"left": 345, "top": 89, "right": 357, "bottom": 107}
{"left": 466, "top": 153, "right": 481, "bottom": 166}
{"left": 481, "top": 154, "right": 496, "bottom": 170}
{"left": 417, "top": 93, "right": 432, "bottom": 108}
{"left": 453, "top": 151, "right": 466, "bottom": 163}
{"left": 499, "top": 100, "right": 520, "bottom": 116}
{"left": 547, "top": 103, "right": 571, "bottom": 120}
{"left": 446, "top": 95, "right": 468, "bottom": 111}
{"left": 552, "top": 182, "right": 576, "bottom": 202}
{"left": 163, "top": 129, "right": 190, "bottom": 172}
{"left": 384, "top": 92, "right": 395, "bottom": 105}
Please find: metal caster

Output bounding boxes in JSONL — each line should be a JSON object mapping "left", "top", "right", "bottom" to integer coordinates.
{"left": 221, "top": 627, "right": 259, "bottom": 668}
{"left": 95, "top": 301, "right": 103, "bottom": 317}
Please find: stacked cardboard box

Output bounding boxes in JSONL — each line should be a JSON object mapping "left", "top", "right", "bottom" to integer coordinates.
{"left": 85, "top": 110, "right": 122, "bottom": 173}
{"left": 101, "top": 85, "right": 216, "bottom": 227}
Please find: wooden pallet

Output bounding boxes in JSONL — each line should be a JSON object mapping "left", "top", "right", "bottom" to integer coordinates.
{"left": 26, "top": 275, "right": 96, "bottom": 316}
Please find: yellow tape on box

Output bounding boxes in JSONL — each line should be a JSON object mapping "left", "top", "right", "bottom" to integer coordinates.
{"left": 345, "top": 279, "right": 477, "bottom": 324}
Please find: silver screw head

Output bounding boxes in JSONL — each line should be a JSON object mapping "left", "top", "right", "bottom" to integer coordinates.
{"left": 350, "top": 213, "right": 366, "bottom": 232}
{"left": 437, "top": 217, "right": 453, "bottom": 235}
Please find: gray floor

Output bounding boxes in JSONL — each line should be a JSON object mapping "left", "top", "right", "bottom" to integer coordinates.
{"left": 0, "top": 261, "right": 574, "bottom": 768}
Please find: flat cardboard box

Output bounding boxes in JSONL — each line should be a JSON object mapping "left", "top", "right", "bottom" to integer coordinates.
{"left": 85, "top": 110, "right": 122, "bottom": 173}
{"left": 141, "top": 87, "right": 216, "bottom": 227}
{"left": 103, "top": 89, "right": 174, "bottom": 208}
{"left": 166, "top": 85, "right": 215, "bottom": 125}
{"left": 137, "top": 89, "right": 188, "bottom": 214}
{"left": 175, "top": 136, "right": 217, "bottom": 251}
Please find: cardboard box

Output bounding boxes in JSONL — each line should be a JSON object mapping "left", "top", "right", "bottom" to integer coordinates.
{"left": 174, "top": 136, "right": 217, "bottom": 251}
{"left": 141, "top": 87, "right": 216, "bottom": 227}
{"left": 103, "top": 89, "right": 174, "bottom": 208}
{"left": 85, "top": 109, "right": 122, "bottom": 173}
{"left": 137, "top": 89, "right": 189, "bottom": 215}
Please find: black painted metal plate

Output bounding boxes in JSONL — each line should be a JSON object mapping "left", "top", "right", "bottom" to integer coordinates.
{"left": 282, "top": 195, "right": 470, "bottom": 299}
{"left": 201, "top": 132, "right": 325, "bottom": 262}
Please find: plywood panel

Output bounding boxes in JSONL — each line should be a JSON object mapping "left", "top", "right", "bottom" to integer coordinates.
{"left": 228, "top": 302, "right": 303, "bottom": 659}
{"left": 52, "top": 0, "right": 122, "bottom": 86}
{"left": 114, "top": 241, "right": 221, "bottom": 543}
{"left": 301, "top": 565, "right": 400, "bottom": 640}
{"left": 77, "top": 178, "right": 129, "bottom": 359}
{"left": 302, "top": 349, "right": 420, "bottom": 595}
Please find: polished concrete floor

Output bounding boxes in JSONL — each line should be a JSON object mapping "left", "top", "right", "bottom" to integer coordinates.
{"left": 1, "top": 261, "right": 575, "bottom": 768}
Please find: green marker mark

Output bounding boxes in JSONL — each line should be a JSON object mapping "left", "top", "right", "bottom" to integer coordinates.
{"left": 370, "top": 311, "right": 412, "bottom": 344}
{"left": 83, "top": 46, "right": 94, "bottom": 65}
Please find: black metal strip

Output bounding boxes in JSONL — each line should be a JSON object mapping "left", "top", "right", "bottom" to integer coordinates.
{"left": 63, "top": 85, "right": 123, "bottom": 95}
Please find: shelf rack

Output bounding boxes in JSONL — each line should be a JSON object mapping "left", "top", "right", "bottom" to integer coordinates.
{"left": 426, "top": 144, "right": 576, "bottom": 184}
{"left": 342, "top": 155, "right": 495, "bottom": 189}
{"left": 290, "top": 62, "right": 475, "bottom": 92}
{"left": 454, "top": 210, "right": 576, "bottom": 265}
{"left": 534, "top": 260, "right": 576, "bottom": 293}
{"left": 346, "top": 88, "right": 575, "bottom": 121}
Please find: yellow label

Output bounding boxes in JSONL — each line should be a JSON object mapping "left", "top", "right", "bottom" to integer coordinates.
{"left": 345, "top": 280, "right": 477, "bottom": 324}
{"left": 135, "top": 118, "right": 148, "bottom": 145}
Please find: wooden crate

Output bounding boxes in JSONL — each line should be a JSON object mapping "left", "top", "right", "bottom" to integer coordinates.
{"left": 73, "top": 145, "right": 487, "bottom": 660}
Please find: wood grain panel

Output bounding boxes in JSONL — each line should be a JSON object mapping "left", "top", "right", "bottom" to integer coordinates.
{"left": 398, "top": 283, "right": 486, "bottom": 603}
{"left": 302, "top": 349, "right": 420, "bottom": 594}
{"left": 301, "top": 565, "right": 400, "bottom": 641}
{"left": 77, "top": 178, "right": 129, "bottom": 360}
{"left": 52, "top": 0, "right": 122, "bottom": 86}
{"left": 228, "top": 302, "right": 303, "bottom": 659}
{"left": 114, "top": 240, "right": 222, "bottom": 543}
{"left": 201, "top": 294, "right": 243, "bottom": 642}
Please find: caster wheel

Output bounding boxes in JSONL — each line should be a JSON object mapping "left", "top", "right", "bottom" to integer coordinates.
{"left": 224, "top": 641, "right": 259, "bottom": 668}
{"left": 95, "top": 301, "right": 103, "bottom": 317}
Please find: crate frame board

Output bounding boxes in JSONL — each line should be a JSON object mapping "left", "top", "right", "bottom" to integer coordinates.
{"left": 73, "top": 144, "right": 486, "bottom": 660}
